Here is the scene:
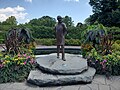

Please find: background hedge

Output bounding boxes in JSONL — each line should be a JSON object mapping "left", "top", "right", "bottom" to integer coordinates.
{"left": 35, "top": 38, "right": 81, "bottom": 46}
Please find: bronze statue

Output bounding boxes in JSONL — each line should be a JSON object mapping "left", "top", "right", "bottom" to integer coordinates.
{"left": 54, "top": 16, "right": 67, "bottom": 61}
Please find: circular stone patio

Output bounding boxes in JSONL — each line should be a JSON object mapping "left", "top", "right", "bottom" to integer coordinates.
{"left": 36, "top": 53, "right": 88, "bottom": 75}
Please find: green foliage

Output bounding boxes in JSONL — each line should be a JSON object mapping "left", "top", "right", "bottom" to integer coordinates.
{"left": 0, "top": 15, "right": 89, "bottom": 43}
{"left": 0, "top": 27, "right": 36, "bottom": 83}
{"left": 115, "top": 40, "right": 120, "bottom": 44}
{"left": 63, "top": 16, "right": 74, "bottom": 27}
{"left": 0, "top": 25, "right": 16, "bottom": 32}
{"left": 0, "top": 31, "right": 7, "bottom": 44}
{"left": 0, "top": 16, "right": 18, "bottom": 42}
{"left": 4, "top": 28, "right": 35, "bottom": 54}
{"left": 35, "top": 38, "right": 81, "bottom": 46}
{"left": 82, "top": 39, "right": 120, "bottom": 76}
{"left": 112, "top": 42, "right": 120, "bottom": 51}
{"left": 2, "top": 16, "right": 17, "bottom": 25}
{"left": 27, "top": 15, "right": 85, "bottom": 40}
{"left": 0, "top": 35, "right": 36, "bottom": 83}
{"left": 0, "top": 43, "right": 36, "bottom": 83}
{"left": 23, "top": 23, "right": 87, "bottom": 41}
{"left": 81, "top": 43, "right": 93, "bottom": 58}
{"left": 89, "top": 0, "right": 120, "bottom": 27}
{"left": 87, "top": 23, "right": 107, "bottom": 33}
{"left": 65, "top": 39, "right": 81, "bottom": 46}
{"left": 0, "top": 39, "right": 4, "bottom": 44}
{"left": 82, "top": 25, "right": 120, "bottom": 76}
{"left": 29, "top": 16, "right": 56, "bottom": 27}
{"left": 100, "top": 34, "right": 113, "bottom": 55}
{"left": 0, "top": 32, "right": 5, "bottom": 39}
{"left": 84, "top": 24, "right": 107, "bottom": 49}
{"left": 0, "top": 53, "right": 36, "bottom": 83}
{"left": 107, "top": 26, "right": 120, "bottom": 40}
{"left": 87, "top": 48, "right": 120, "bottom": 76}
{"left": 66, "top": 27, "right": 82, "bottom": 39}
{"left": 35, "top": 39, "right": 55, "bottom": 46}
{"left": 31, "top": 26, "right": 55, "bottom": 38}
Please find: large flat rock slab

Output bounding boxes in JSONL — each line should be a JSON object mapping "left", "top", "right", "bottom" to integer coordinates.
{"left": 27, "top": 67, "right": 96, "bottom": 87}
{"left": 36, "top": 53, "right": 88, "bottom": 75}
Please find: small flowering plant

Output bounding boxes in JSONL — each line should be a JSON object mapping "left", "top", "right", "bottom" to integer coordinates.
{"left": 0, "top": 53, "right": 35, "bottom": 67}
{"left": 0, "top": 28, "right": 36, "bottom": 83}
{"left": 81, "top": 43, "right": 93, "bottom": 58}
{"left": 86, "top": 48, "right": 120, "bottom": 76}
{"left": 0, "top": 47, "right": 36, "bottom": 83}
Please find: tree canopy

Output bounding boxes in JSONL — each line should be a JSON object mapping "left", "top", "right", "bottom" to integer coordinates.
{"left": 2, "top": 16, "right": 17, "bottom": 25}
{"left": 29, "top": 16, "right": 56, "bottom": 27}
{"left": 63, "top": 16, "right": 74, "bottom": 27}
{"left": 89, "top": 0, "right": 120, "bottom": 27}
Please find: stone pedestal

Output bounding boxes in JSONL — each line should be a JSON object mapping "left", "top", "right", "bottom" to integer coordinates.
{"left": 27, "top": 53, "right": 96, "bottom": 86}
{"left": 36, "top": 53, "right": 88, "bottom": 75}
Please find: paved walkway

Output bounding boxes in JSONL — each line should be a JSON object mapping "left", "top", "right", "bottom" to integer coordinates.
{"left": 0, "top": 45, "right": 120, "bottom": 90}
{"left": 0, "top": 75, "right": 120, "bottom": 90}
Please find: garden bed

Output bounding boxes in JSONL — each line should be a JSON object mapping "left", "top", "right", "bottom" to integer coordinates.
{"left": 0, "top": 53, "right": 36, "bottom": 83}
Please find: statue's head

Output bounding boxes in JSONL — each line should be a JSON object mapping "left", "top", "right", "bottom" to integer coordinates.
{"left": 57, "top": 16, "right": 62, "bottom": 23}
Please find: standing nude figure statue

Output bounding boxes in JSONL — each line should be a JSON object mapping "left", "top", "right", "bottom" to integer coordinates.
{"left": 54, "top": 16, "right": 67, "bottom": 61}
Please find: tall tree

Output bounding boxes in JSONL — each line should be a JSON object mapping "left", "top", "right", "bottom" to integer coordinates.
{"left": 63, "top": 16, "right": 74, "bottom": 27}
{"left": 29, "top": 19, "right": 38, "bottom": 26}
{"left": 3, "top": 16, "right": 17, "bottom": 25}
{"left": 29, "top": 16, "right": 56, "bottom": 27}
{"left": 89, "top": 0, "right": 120, "bottom": 27}
{"left": 39, "top": 16, "right": 56, "bottom": 27}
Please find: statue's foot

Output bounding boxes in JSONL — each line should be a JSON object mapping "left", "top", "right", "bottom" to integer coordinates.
{"left": 62, "top": 58, "right": 66, "bottom": 61}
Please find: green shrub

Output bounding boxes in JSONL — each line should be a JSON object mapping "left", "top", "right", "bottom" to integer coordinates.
{"left": 65, "top": 39, "right": 81, "bottom": 46}
{"left": 107, "top": 27, "right": 120, "bottom": 40}
{"left": 81, "top": 25, "right": 120, "bottom": 76}
{"left": 35, "top": 38, "right": 81, "bottom": 46}
{"left": 0, "top": 39, "right": 4, "bottom": 44}
{"left": 115, "top": 40, "right": 120, "bottom": 44}
{"left": 111, "top": 43, "right": 120, "bottom": 51}
{"left": 87, "top": 48, "right": 120, "bottom": 76}
{"left": 0, "top": 53, "right": 36, "bottom": 83}
{"left": 35, "top": 39, "right": 56, "bottom": 46}
{"left": 0, "top": 31, "right": 6, "bottom": 44}
{"left": 31, "top": 26, "right": 55, "bottom": 39}
{"left": 0, "top": 27, "right": 36, "bottom": 83}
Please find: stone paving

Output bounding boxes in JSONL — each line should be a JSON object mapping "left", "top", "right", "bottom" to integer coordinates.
{"left": 0, "top": 74, "right": 120, "bottom": 90}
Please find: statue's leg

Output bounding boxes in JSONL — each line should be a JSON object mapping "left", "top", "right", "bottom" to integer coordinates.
{"left": 61, "top": 45, "right": 66, "bottom": 61}
{"left": 57, "top": 45, "right": 60, "bottom": 58}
